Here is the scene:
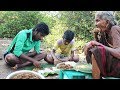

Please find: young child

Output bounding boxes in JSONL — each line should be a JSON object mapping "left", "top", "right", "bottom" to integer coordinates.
{"left": 45, "top": 30, "right": 79, "bottom": 65}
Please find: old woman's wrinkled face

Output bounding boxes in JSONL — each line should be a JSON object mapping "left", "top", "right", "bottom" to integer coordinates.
{"left": 95, "top": 16, "right": 108, "bottom": 32}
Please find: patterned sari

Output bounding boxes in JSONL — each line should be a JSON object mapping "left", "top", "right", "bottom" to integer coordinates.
{"left": 86, "top": 26, "right": 120, "bottom": 78}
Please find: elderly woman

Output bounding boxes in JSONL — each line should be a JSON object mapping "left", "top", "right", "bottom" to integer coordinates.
{"left": 84, "top": 11, "right": 120, "bottom": 79}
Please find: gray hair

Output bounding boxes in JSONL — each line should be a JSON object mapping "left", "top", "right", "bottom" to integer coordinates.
{"left": 95, "top": 11, "right": 117, "bottom": 26}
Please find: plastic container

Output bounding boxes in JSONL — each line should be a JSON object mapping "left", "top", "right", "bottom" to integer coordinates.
{"left": 59, "top": 70, "right": 92, "bottom": 79}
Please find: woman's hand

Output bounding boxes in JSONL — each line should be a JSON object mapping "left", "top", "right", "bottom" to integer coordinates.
{"left": 91, "top": 28, "right": 101, "bottom": 34}
{"left": 83, "top": 41, "right": 93, "bottom": 55}
{"left": 83, "top": 41, "right": 103, "bottom": 55}
{"left": 91, "top": 41, "right": 103, "bottom": 46}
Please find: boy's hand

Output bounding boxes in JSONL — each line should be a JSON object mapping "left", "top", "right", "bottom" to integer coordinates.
{"left": 33, "top": 61, "right": 40, "bottom": 68}
{"left": 54, "top": 59, "right": 62, "bottom": 66}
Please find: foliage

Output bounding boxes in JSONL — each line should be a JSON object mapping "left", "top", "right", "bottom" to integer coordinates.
{"left": 59, "top": 11, "right": 95, "bottom": 42}
{"left": 114, "top": 11, "right": 120, "bottom": 25}
{"left": 0, "top": 11, "right": 40, "bottom": 38}
{"left": 1, "top": 11, "right": 120, "bottom": 52}
{"left": 42, "top": 19, "right": 68, "bottom": 49}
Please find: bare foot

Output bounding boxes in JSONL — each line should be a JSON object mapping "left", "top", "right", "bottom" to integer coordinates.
{"left": 11, "top": 64, "right": 21, "bottom": 70}
{"left": 11, "top": 64, "right": 18, "bottom": 70}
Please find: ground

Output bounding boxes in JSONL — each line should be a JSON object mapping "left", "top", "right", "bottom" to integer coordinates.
{"left": 0, "top": 39, "right": 14, "bottom": 79}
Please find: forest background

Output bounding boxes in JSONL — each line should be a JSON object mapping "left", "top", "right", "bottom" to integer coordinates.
{"left": 0, "top": 11, "right": 119, "bottom": 53}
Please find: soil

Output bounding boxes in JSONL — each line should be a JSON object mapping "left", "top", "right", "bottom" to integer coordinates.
{"left": 0, "top": 39, "right": 15, "bottom": 79}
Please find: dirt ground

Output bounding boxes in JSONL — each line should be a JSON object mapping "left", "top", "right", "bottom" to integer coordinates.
{"left": 0, "top": 39, "right": 14, "bottom": 79}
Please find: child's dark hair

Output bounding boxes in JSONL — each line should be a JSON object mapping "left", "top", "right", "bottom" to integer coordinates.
{"left": 33, "top": 22, "right": 50, "bottom": 35}
{"left": 62, "top": 30, "right": 74, "bottom": 41}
